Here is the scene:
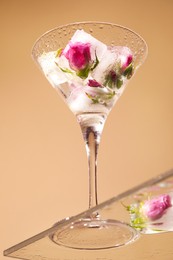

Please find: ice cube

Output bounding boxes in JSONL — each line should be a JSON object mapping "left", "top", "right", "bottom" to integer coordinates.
{"left": 38, "top": 51, "right": 69, "bottom": 87}
{"left": 63, "top": 29, "right": 107, "bottom": 61}
{"left": 110, "top": 46, "right": 133, "bottom": 67}
{"left": 91, "top": 49, "right": 117, "bottom": 83}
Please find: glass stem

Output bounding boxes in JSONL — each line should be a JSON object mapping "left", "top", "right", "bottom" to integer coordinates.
{"left": 85, "top": 127, "right": 99, "bottom": 209}
{"left": 77, "top": 113, "right": 106, "bottom": 212}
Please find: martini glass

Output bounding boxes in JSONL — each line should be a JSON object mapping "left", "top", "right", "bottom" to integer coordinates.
{"left": 32, "top": 22, "right": 148, "bottom": 250}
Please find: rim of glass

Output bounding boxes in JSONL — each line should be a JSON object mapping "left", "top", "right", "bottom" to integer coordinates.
{"left": 31, "top": 21, "right": 148, "bottom": 62}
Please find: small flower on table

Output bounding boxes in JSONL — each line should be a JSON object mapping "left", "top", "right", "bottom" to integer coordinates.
{"left": 125, "top": 194, "right": 172, "bottom": 232}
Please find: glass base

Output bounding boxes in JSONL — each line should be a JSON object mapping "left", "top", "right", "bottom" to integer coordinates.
{"left": 50, "top": 218, "right": 139, "bottom": 250}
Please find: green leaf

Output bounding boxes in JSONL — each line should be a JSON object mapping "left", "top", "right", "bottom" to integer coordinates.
{"left": 123, "top": 63, "right": 133, "bottom": 79}
{"left": 106, "top": 91, "right": 115, "bottom": 100}
{"left": 55, "top": 61, "right": 73, "bottom": 74}
{"left": 104, "top": 76, "right": 113, "bottom": 89}
{"left": 56, "top": 48, "right": 63, "bottom": 57}
{"left": 59, "top": 67, "right": 73, "bottom": 74}
{"left": 116, "top": 78, "right": 123, "bottom": 89}
{"left": 92, "top": 98, "right": 99, "bottom": 104}
{"left": 91, "top": 52, "right": 99, "bottom": 71}
{"left": 77, "top": 66, "right": 90, "bottom": 79}
{"left": 85, "top": 93, "right": 99, "bottom": 103}
{"left": 103, "top": 77, "right": 109, "bottom": 87}
{"left": 108, "top": 79, "right": 113, "bottom": 89}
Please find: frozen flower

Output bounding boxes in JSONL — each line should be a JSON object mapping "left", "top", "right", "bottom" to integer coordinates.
{"left": 64, "top": 42, "right": 91, "bottom": 71}
{"left": 125, "top": 193, "right": 173, "bottom": 233}
{"left": 122, "top": 54, "right": 133, "bottom": 71}
{"left": 113, "top": 46, "right": 133, "bottom": 68}
{"left": 88, "top": 79, "right": 102, "bottom": 87}
{"left": 142, "top": 194, "right": 171, "bottom": 221}
{"left": 52, "top": 29, "right": 134, "bottom": 107}
{"left": 104, "top": 70, "right": 117, "bottom": 89}
{"left": 59, "top": 29, "right": 108, "bottom": 79}
{"left": 64, "top": 29, "right": 107, "bottom": 61}
{"left": 91, "top": 48, "right": 117, "bottom": 84}
{"left": 109, "top": 46, "right": 134, "bottom": 78}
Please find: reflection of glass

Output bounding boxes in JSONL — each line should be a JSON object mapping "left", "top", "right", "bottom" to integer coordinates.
{"left": 31, "top": 22, "right": 148, "bottom": 250}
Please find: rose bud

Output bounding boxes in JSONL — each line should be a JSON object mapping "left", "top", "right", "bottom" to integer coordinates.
{"left": 122, "top": 54, "right": 133, "bottom": 70}
{"left": 88, "top": 79, "right": 102, "bottom": 87}
{"left": 142, "top": 194, "right": 172, "bottom": 221}
{"left": 64, "top": 42, "right": 91, "bottom": 71}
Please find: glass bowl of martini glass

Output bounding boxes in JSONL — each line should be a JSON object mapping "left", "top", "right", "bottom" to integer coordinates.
{"left": 32, "top": 21, "right": 148, "bottom": 250}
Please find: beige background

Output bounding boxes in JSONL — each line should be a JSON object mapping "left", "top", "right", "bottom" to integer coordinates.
{"left": 1, "top": 0, "right": 173, "bottom": 259}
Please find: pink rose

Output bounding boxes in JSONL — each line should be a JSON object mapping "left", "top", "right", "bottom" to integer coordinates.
{"left": 64, "top": 42, "right": 91, "bottom": 71}
{"left": 142, "top": 194, "right": 172, "bottom": 220}
{"left": 122, "top": 54, "right": 133, "bottom": 71}
{"left": 88, "top": 79, "right": 102, "bottom": 87}
{"left": 121, "top": 54, "right": 133, "bottom": 79}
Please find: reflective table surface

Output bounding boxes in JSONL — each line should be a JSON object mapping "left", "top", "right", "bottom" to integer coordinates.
{"left": 4, "top": 169, "right": 173, "bottom": 260}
